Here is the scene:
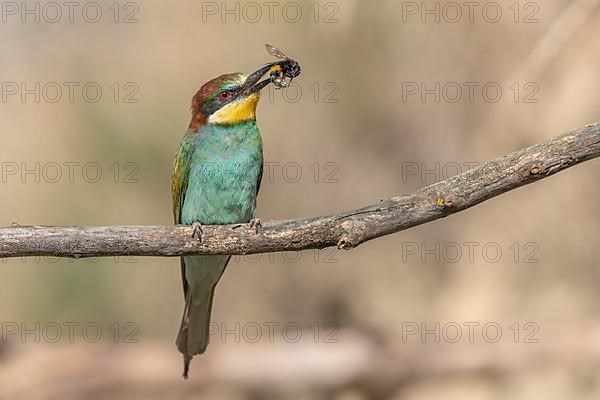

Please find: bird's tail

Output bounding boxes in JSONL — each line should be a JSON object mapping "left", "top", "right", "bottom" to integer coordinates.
{"left": 176, "top": 288, "right": 216, "bottom": 379}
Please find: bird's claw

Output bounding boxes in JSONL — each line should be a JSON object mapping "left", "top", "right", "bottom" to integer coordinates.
{"left": 248, "top": 218, "right": 262, "bottom": 233}
{"left": 191, "top": 221, "right": 203, "bottom": 241}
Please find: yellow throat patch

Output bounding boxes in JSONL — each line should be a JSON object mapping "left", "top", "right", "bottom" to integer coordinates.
{"left": 208, "top": 92, "right": 260, "bottom": 125}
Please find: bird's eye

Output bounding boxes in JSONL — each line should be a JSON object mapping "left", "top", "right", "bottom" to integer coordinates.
{"left": 218, "top": 91, "right": 233, "bottom": 101}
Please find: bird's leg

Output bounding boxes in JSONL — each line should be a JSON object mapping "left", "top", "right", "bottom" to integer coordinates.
{"left": 248, "top": 218, "right": 262, "bottom": 233}
{"left": 191, "top": 221, "right": 203, "bottom": 241}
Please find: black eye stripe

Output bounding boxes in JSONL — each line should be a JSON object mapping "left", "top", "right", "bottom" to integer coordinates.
{"left": 200, "top": 86, "right": 243, "bottom": 116}
{"left": 218, "top": 89, "right": 242, "bottom": 101}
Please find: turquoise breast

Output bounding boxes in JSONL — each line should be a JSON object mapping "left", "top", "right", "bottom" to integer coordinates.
{"left": 181, "top": 121, "right": 263, "bottom": 225}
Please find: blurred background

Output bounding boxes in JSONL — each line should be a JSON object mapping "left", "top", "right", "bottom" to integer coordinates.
{"left": 1, "top": 0, "right": 600, "bottom": 398}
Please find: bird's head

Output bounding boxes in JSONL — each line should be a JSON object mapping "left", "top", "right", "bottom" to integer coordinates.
{"left": 188, "top": 65, "right": 273, "bottom": 131}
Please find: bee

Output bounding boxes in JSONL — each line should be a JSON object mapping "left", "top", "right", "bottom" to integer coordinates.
{"left": 265, "top": 44, "right": 301, "bottom": 89}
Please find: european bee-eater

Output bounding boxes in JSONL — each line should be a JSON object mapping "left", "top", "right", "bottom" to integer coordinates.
{"left": 172, "top": 64, "right": 280, "bottom": 379}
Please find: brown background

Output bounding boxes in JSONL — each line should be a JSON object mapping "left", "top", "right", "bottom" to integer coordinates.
{"left": 1, "top": 0, "right": 600, "bottom": 398}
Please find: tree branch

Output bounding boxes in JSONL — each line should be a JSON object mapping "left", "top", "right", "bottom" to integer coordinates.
{"left": 2, "top": 123, "right": 599, "bottom": 259}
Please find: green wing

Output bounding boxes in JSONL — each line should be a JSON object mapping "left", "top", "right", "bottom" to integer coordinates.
{"left": 172, "top": 133, "right": 196, "bottom": 296}
{"left": 171, "top": 133, "right": 195, "bottom": 224}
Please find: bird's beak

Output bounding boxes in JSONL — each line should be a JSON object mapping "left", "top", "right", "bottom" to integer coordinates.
{"left": 241, "top": 64, "right": 274, "bottom": 95}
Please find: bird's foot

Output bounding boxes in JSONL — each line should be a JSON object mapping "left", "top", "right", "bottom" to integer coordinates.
{"left": 248, "top": 218, "right": 262, "bottom": 234}
{"left": 231, "top": 219, "right": 262, "bottom": 232}
{"left": 191, "top": 221, "right": 203, "bottom": 241}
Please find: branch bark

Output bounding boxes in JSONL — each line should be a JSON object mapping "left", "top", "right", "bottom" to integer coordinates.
{"left": 2, "top": 123, "right": 599, "bottom": 259}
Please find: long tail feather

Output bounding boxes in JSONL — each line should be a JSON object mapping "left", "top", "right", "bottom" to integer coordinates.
{"left": 176, "top": 288, "right": 216, "bottom": 379}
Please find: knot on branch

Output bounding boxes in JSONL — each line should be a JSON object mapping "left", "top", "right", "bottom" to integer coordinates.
{"left": 337, "top": 220, "right": 369, "bottom": 250}
{"left": 521, "top": 162, "right": 545, "bottom": 178}
{"left": 519, "top": 161, "right": 549, "bottom": 178}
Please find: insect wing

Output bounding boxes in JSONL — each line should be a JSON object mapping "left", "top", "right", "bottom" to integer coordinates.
{"left": 265, "top": 44, "right": 290, "bottom": 60}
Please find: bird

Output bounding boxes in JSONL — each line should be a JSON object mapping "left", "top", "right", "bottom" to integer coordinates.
{"left": 171, "top": 64, "right": 277, "bottom": 379}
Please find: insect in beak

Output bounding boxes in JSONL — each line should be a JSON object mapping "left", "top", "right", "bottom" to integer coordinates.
{"left": 264, "top": 44, "right": 301, "bottom": 89}
{"left": 242, "top": 45, "right": 302, "bottom": 94}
